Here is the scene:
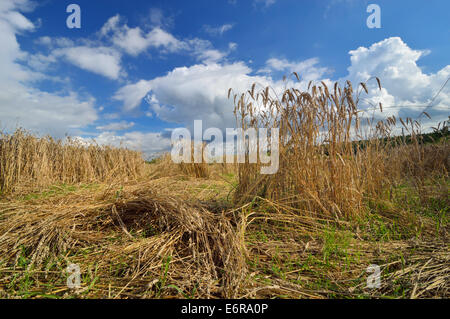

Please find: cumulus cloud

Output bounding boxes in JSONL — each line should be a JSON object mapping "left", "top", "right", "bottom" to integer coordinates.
{"left": 259, "top": 57, "right": 331, "bottom": 81}
{"left": 114, "top": 62, "right": 284, "bottom": 130}
{"left": 32, "top": 33, "right": 124, "bottom": 80}
{"left": 32, "top": 12, "right": 227, "bottom": 80}
{"left": 185, "top": 38, "right": 229, "bottom": 63}
{"left": 1, "top": 9, "right": 34, "bottom": 30}
{"left": 0, "top": 0, "right": 98, "bottom": 137}
{"left": 114, "top": 80, "right": 153, "bottom": 112}
{"left": 100, "top": 15, "right": 230, "bottom": 63}
{"left": 343, "top": 37, "right": 449, "bottom": 124}
{"left": 114, "top": 36, "right": 449, "bottom": 145}
{"left": 146, "top": 27, "right": 184, "bottom": 51}
{"left": 53, "top": 46, "right": 122, "bottom": 80}
{"left": 112, "top": 55, "right": 333, "bottom": 133}
{"left": 100, "top": 15, "right": 184, "bottom": 56}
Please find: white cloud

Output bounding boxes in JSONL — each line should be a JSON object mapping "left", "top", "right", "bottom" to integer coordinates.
{"left": 146, "top": 27, "right": 184, "bottom": 52}
{"left": 343, "top": 37, "right": 449, "bottom": 124}
{"left": 114, "top": 80, "right": 153, "bottom": 111}
{"left": 0, "top": 0, "right": 36, "bottom": 12}
{"left": 100, "top": 14, "right": 120, "bottom": 36}
{"left": 96, "top": 121, "right": 135, "bottom": 131}
{"left": 35, "top": 36, "right": 74, "bottom": 48}
{"left": 32, "top": 27, "right": 124, "bottom": 80}
{"left": 26, "top": 52, "right": 57, "bottom": 71}
{"left": 0, "top": 0, "right": 98, "bottom": 137}
{"left": 1, "top": 9, "right": 34, "bottom": 30}
{"left": 259, "top": 57, "right": 330, "bottom": 81}
{"left": 100, "top": 15, "right": 229, "bottom": 63}
{"left": 35, "top": 35, "right": 51, "bottom": 45}
{"left": 185, "top": 38, "right": 229, "bottom": 63}
{"left": 100, "top": 15, "right": 184, "bottom": 56}
{"left": 53, "top": 46, "right": 122, "bottom": 80}
{"left": 203, "top": 24, "right": 234, "bottom": 36}
{"left": 347, "top": 37, "right": 429, "bottom": 100}
{"left": 114, "top": 36, "right": 449, "bottom": 138}
{"left": 114, "top": 62, "right": 277, "bottom": 129}
{"left": 81, "top": 131, "right": 172, "bottom": 158}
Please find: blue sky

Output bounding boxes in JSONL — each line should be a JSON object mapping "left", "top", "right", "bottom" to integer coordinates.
{"left": 1, "top": 0, "right": 449, "bottom": 156}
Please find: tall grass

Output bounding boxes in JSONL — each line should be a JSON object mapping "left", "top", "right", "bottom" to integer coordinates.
{"left": 179, "top": 142, "right": 210, "bottom": 178}
{"left": 0, "top": 129, "right": 147, "bottom": 194}
{"left": 231, "top": 79, "right": 448, "bottom": 218}
{"left": 149, "top": 144, "right": 210, "bottom": 179}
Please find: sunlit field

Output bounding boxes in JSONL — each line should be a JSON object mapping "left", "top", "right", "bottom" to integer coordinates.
{"left": 1, "top": 80, "right": 448, "bottom": 299}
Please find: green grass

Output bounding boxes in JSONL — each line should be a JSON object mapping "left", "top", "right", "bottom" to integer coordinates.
{"left": 19, "top": 183, "right": 99, "bottom": 201}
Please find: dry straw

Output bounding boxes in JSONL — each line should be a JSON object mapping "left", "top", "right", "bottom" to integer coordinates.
{"left": 230, "top": 78, "right": 448, "bottom": 218}
{"left": 0, "top": 129, "right": 147, "bottom": 195}
{"left": 0, "top": 182, "right": 247, "bottom": 298}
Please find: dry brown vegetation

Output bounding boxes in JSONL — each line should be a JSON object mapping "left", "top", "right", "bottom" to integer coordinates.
{"left": 231, "top": 79, "right": 448, "bottom": 218}
{"left": 0, "top": 129, "right": 147, "bottom": 194}
{"left": 0, "top": 79, "right": 448, "bottom": 299}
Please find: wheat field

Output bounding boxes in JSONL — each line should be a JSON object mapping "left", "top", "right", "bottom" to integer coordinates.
{"left": 0, "top": 80, "right": 448, "bottom": 299}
